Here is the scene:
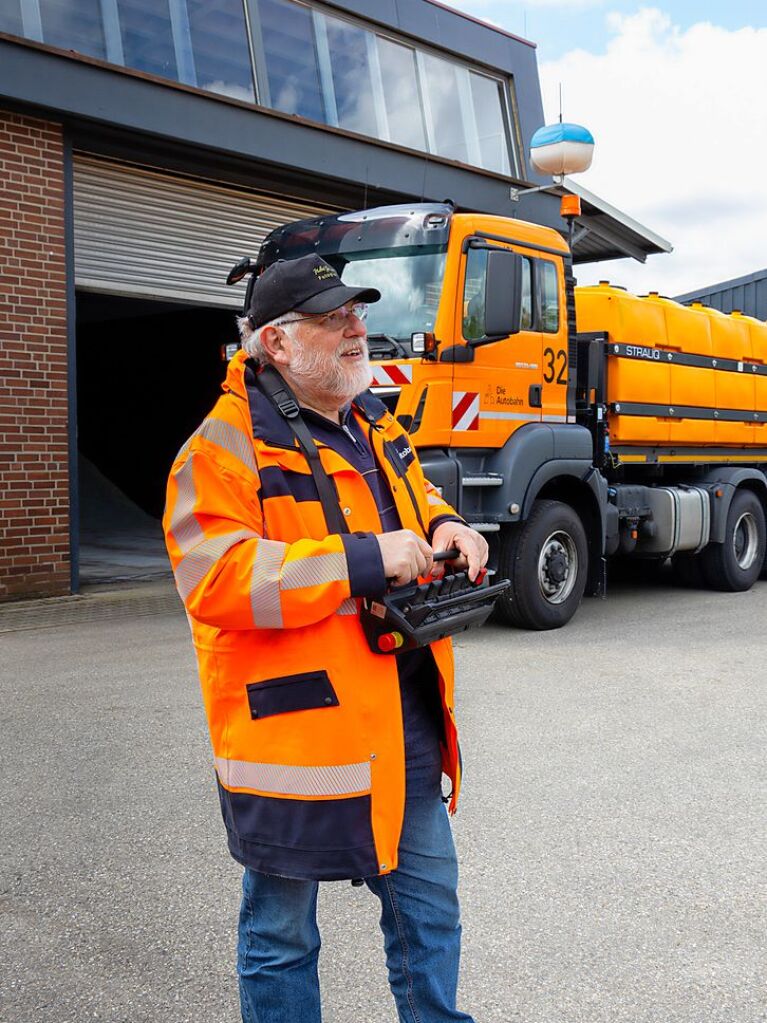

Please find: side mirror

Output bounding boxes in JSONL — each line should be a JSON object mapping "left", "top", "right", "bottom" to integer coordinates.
{"left": 483, "top": 248, "right": 523, "bottom": 339}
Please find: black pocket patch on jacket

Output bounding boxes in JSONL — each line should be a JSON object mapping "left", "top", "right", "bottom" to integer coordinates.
{"left": 246, "top": 671, "right": 339, "bottom": 720}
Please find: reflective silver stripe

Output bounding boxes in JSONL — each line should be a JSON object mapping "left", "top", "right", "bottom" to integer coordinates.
{"left": 169, "top": 454, "right": 205, "bottom": 554}
{"left": 542, "top": 414, "right": 567, "bottom": 423}
{"left": 281, "top": 551, "right": 347, "bottom": 591}
{"left": 215, "top": 756, "right": 371, "bottom": 796}
{"left": 197, "top": 417, "right": 257, "bottom": 476}
{"left": 250, "top": 539, "right": 286, "bottom": 628}
{"left": 336, "top": 597, "right": 357, "bottom": 616}
{"left": 175, "top": 528, "right": 257, "bottom": 601}
{"left": 427, "top": 491, "right": 445, "bottom": 507}
{"left": 479, "top": 411, "right": 539, "bottom": 421}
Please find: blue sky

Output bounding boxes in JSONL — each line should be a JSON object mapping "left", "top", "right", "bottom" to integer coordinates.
{"left": 442, "top": 1, "right": 767, "bottom": 295}
{"left": 467, "top": 0, "right": 767, "bottom": 61}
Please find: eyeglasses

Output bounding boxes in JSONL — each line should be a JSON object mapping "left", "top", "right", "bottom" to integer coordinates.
{"left": 272, "top": 302, "right": 369, "bottom": 330}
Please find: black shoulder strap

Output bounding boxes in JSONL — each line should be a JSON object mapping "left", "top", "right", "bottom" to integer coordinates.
{"left": 249, "top": 361, "right": 349, "bottom": 536}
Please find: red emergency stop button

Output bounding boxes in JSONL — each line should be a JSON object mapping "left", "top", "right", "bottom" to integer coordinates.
{"left": 377, "top": 631, "right": 404, "bottom": 652}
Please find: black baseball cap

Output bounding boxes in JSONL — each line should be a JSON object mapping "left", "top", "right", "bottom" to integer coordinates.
{"left": 248, "top": 254, "right": 381, "bottom": 328}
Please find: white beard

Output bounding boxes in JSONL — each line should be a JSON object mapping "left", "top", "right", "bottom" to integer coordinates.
{"left": 286, "top": 336, "right": 371, "bottom": 408}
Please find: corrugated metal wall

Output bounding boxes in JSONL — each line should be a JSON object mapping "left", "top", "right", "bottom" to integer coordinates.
{"left": 675, "top": 270, "right": 767, "bottom": 321}
{"left": 72, "top": 155, "right": 334, "bottom": 307}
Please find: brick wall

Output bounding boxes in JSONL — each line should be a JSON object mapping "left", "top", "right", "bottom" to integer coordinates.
{"left": 0, "top": 110, "right": 70, "bottom": 601}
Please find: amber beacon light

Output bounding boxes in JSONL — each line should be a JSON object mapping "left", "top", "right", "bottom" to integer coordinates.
{"left": 560, "top": 194, "right": 582, "bottom": 219}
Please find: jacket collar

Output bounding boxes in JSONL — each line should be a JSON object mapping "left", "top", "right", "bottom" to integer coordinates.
{"left": 352, "top": 389, "right": 388, "bottom": 425}
{"left": 224, "top": 350, "right": 390, "bottom": 448}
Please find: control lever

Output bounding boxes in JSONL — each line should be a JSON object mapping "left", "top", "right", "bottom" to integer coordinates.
{"left": 360, "top": 548, "right": 510, "bottom": 654}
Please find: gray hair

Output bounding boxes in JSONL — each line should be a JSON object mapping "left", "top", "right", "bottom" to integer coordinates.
{"left": 236, "top": 313, "right": 306, "bottom": 362}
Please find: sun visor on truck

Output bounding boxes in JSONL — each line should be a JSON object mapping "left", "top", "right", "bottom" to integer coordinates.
{"left": 257, "top": 203, "right": 453, "bottom": 271}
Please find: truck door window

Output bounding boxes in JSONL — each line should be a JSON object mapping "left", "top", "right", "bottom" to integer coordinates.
{"left": 462, "top": 247, "right": 488, "bottom": 340}
{"left": 520, "top": 257, "right": 533, "bottom": 330}
{"left": 540, "top": 260, "right": 560, "bottom": 333}
{"left": 463, "top": 248, "right": 533, "bottom": 340}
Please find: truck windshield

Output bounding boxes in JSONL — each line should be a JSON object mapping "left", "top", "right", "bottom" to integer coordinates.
{"left": 339, "top": 246, "right": 447, "bottom": 343}
{"left": 258, "top": 204, "right": 451, "bottom": 351}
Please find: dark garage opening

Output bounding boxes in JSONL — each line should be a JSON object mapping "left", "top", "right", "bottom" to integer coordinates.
{"left": 76, "top": 292, "right": 237, "bottom": 586}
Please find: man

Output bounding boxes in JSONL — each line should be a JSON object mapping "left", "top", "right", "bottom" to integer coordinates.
{"left": 163, "top": 254, "right": 488, "bottom": 1023}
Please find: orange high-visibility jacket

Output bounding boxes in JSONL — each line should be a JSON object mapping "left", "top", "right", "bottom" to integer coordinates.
{"left": 163, "top": 351, "right": 463, "bottom": 881}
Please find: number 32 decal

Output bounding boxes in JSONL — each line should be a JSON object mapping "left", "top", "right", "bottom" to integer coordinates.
{"left": 543, "top": 347, "right": 567, "bottom": 385}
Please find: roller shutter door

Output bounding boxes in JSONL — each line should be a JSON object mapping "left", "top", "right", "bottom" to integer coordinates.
{"left": 72, "top": 155, "right": 334, "bottom": 307}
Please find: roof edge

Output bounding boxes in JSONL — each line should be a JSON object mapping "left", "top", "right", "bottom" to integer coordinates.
{"left": 674, "top": 268, "right": 767, "bottom": 302}
{"left": 563, "top": 177, "right": 673, "bottom": 253}
{"left": 424, "top": 0, "right": 536, "bottom": 48}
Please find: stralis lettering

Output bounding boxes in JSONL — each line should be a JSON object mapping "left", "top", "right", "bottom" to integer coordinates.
{"left": 625, "top": 345, "right": 660, "bottom": 361}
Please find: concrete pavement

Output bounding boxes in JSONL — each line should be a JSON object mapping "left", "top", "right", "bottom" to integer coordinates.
{"left": 1, "top": 575, "right": 765, "bottom": 1022}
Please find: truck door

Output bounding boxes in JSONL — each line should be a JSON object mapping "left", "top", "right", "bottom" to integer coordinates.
{"left": 451, "top": 243, "right": 542, "bottom": 448}
{"left": 537, "top": 257, "right": 569, "bottom": 424}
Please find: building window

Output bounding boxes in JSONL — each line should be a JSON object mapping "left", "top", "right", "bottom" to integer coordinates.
{"left": 185, "top": 0, "right": 254, "bottom": 101}
{"left": 11, "top": 0, "right": 517, "bottom": 176}
{"left": 419, "top": 52, "right": 471, "bottom": 165}
{"left": 0, "top": 1, "right": 25, "bottom": 37}
{"left": 15, "top": 0, "right": 253, "bottom": 100}
{"left": 324, "top": 15, "right": 379, "bottom": 137}
{"left": 259, "top": 0, "right": 325, "bottom": 121}
{"left": 253, "top": 0, "right": 517, "bottom": 176}
{"left": 377, "top": 38, "right": 426, "bottom": 151}
{"left": 117, "top": 0, "right": 177, "bottom": 81}
{"left": 39, "top": 0, "right": 107, "bottom": 60}
{"left": 470, "top": 72, "right": 511, "bottom": 176}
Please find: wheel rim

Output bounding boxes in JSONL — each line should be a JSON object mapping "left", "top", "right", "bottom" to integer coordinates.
{"left": 538, "top": 530, "right": 578, "bottom": 604}
{"left": 732, "top": 511, "right": 759, "bottom": 570}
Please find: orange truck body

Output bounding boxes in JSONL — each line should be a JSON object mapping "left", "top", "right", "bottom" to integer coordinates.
{"left": 255, "top": 204, "right": 767, "bottom": 628}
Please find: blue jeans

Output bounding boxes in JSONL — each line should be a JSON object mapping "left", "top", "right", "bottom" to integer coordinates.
{"left": 236, "top": 737, "right": 475, "bottom": 1023}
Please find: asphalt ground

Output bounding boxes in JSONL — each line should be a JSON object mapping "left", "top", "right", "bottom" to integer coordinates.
{"left": 1, "top": 574, "right": 765, "bottom": 1023}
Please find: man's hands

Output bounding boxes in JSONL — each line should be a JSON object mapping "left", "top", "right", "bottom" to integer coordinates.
{"left": 376, "top": 529, "right": 433, "bottom": 587}
{"left": 431, "top": 521, "right": 489, "bottom": 582}
{"left": 375, "top": 523, "right": 489, "bottom": 587}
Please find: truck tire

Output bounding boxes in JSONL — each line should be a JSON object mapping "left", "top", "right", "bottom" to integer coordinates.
{"left": 700, "top": 488, "right": 766, "bottom": 592}
{"left": 495, "top": 499, "right": 588, "bottom": 630}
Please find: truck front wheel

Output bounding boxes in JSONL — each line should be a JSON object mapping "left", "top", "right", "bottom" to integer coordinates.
{"left": 701, "top": 488, "right": 766, "bottom": 592}
{"left": 495, "top": 499, "right": 588, "bottom": 630}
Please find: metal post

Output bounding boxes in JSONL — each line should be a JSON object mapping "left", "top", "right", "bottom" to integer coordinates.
{"left": 63, "top": 133, "right": 79, "bottom": 594}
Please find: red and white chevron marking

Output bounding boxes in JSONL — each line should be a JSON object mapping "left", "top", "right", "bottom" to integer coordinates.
{"left": 452, "top": 391, "right": 479, "bottom": 430}
{"left": 369, "top": 363, "right": 413, "bottom": 386}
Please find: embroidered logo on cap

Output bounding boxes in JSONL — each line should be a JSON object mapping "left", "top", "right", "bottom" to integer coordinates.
{"left": 313, "top": 265, "right": 338, "bottom": 281}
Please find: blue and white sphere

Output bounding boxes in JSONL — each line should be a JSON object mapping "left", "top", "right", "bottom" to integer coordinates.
{"left": 530, "top": 123, "right": 594, "bottom": 176}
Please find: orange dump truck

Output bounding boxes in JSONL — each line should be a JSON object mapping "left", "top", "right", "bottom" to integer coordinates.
{"left": 251, "top": 203, "right": 767, "bottom": 629}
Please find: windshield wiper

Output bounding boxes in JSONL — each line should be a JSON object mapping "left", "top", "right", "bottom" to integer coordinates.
{"left": 367, "top": 334, "right": 408, "bottom": 359}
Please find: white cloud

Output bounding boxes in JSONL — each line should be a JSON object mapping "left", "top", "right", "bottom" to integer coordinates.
{"left": 539, "top": 8, "right": 767, "bottom": 296}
